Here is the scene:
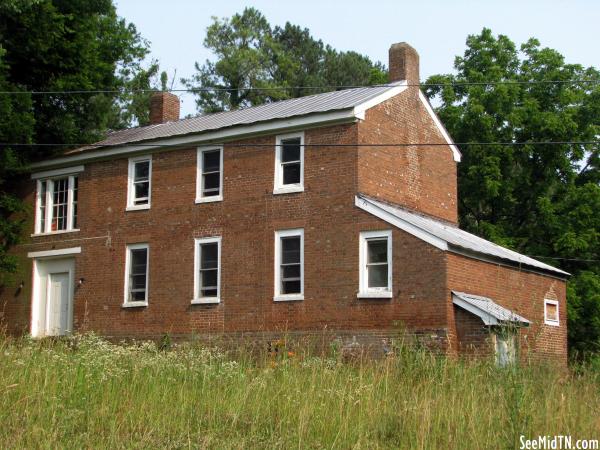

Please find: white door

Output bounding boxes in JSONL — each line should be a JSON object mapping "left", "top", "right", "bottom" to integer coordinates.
{"left": 32, "top": 257, "right": 75, "bottom": 337}
{"left": 46, "top": 272, "right": 70, "bottom": 336}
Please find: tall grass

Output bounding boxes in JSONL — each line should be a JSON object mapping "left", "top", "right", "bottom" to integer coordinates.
{"left": 0, "top": 333, "right": 598, "bottom": 449}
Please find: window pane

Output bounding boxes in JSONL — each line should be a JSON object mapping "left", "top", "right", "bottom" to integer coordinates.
{"left": 282, "top": 264, "right": 300, "bottom": 279}
{"left": 203, "top": 150, "right": 220, "bottom": 172}
{"left": 201, "top": 288, "right": 218, "bottom": 297}
{"left": 39, "top": 181, "right": 47, "bottom": 232}
{"left": 131, "top": 274, "right": 146, "bottom": 290}
{"left": 203, "top": 173, "right": 220, "bottom": 192}
{"left": 134, "top": 182, "right": 149, "bottom": 202}
{"left": 131, "top": 248, "right": 147, "bottom": 270}
{"left": 131, "top": 290, "right": 146, "bottom": 301}
{"left": 72, "top": 177, "right": 78, "bottom": 229}
{"left": 200, "top": 243, "right": 218, "bottom": 269}
{"left": 281, "top": 237, "right": 300, "bottom": 264}
{"left": 367, "top": 239, "right": 388, "bottom": 263}
{"left": 282, "top": 163, "right": 300, "bottom": 185}
{"left": 282, "top": 280, "right": 301, "bottom": 294}
{"left": 201, "top": 269, "right": 218, "bottom": 290}
{"left": 546, "top": 303, "right": 558, "bottom": 321}
{"left": 51, "top": 178, "right": 69, "bottom": 231}
{"left": 134, "top": 161, "right": 150, "bottom": 181}
{"left": 368, "top": 265, "right": 388, "bottom": 288}
{"left": 281, "top": 138, "right": 301, "bottom": 162}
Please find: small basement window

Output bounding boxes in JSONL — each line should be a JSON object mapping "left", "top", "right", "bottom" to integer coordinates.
{"left": 544, "top": 299, "right": 559, "bottom": 326}
{"left": 358, "top": 230, "right": 393, "bottom": 298}
{"left": 193, "top": 236, "right": 221, "bottom": 304}
{"left": 127, "top": 156, "right": 152, "bottom": 210}
{"left": 196, "top": 146, "right": 223, "bottom": 202}
{"left": 274, "top": 132, "right": 304, "bottom": 194}
{"left": 274, "top": 228, "right": 304, "bottom": 301}
{"left": 124, "top": 243, "right": 149, "bottom": 307}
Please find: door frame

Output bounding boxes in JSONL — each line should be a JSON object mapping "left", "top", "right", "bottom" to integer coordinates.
{"left": 30, "top": 249, "right": 78, "bottom": 337}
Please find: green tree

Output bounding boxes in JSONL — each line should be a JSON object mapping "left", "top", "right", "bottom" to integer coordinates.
{"left": 182, "top": 8, "right": 387, "bottom": 112}
{"left": 424, "top": 28, "right": 600, "bottom": 356}
{"left": 0, "top": 0, "right": 155, "bottom": 281}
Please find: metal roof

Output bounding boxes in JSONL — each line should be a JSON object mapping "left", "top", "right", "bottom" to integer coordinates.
{"left": 67, "top": 83, "right": 400, "bottom": 154}
{"left": 452, "top": 291, "right": 530, "bottom": 326}
{"left": 356, "top": 194, "right": 569, "bottom": 277}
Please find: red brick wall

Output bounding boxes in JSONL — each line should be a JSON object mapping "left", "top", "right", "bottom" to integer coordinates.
{"left": 1, "top": 121, "right": 452, "bottom": 342}
{"left": 357, "top": 90, "right": 458, "bottom": 224}
{"left": 453, "top": 306, "right": 494, "bottom": 357}
{"left": 446, "top": 253, "right": 568, "bottom": 365}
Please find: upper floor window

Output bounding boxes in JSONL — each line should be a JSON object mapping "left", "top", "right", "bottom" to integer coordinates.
{"left": 274, "top": 132, "right": 304, "bottom": 194}
{"left": 196, "top": 146, "right": 223, "bottom": 203}
{"left": 274, "top": 228, "right": 304, "bottom": 301}
{"left": 544, "top": 299, "right": 559, "bottom": 326}
{"left": 35, "top": 175, "right": 79, "bottom": 234}
{"left": 193, "top": 236, "right": 221, "bottom": 304}
{"left": 358, "top": 230, "right": 393, "bottom": 298}
{"left": 124, "top": 243, "right": 149, "bottom": 307}
{"left": 127, "top": 155, "right": 152, "bottom": 210}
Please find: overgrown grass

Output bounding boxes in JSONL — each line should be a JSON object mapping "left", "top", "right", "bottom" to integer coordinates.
{"left": 0, "top": 333, "right": 598, "bottom": 449}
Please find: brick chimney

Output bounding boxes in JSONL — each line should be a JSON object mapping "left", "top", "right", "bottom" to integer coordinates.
{"left": 149, "top": 92, "right": 180, "bottom": 125}
{"left": 388, "top": 42, "right": 420, "bottom": 85}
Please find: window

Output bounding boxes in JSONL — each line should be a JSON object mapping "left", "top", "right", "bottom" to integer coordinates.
{"left": 196, "top": 146, "right": 223, "bottom": 202}
{"left": 193, "top": 237, "right": 221, "bottom": 304}
{"left": 358, "top": 230, "right": 393, "bottom": 298}
{"left": 127, "top": 156, "right": 152, "bottom": 209}
{"left": 274, "top": 132, "right": 304, "bottom": 194}
{"left": 124, "top": 244, "right": 149, "bottom": 307}
{"left": 274, "top": 229, "right": 304, "bottom": 301}
{"left": 35, "top": 175, "right": 79, "bottom": 234}
{"left": 544, "top": 299, "right": 559, "bottom": 326}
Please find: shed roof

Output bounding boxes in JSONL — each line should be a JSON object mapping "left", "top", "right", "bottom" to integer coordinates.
{"left": 355, "top": 194, "right": 569, "bottom": 277}
{"left": 452, "top": 291, "right": 530, "bottom": 326}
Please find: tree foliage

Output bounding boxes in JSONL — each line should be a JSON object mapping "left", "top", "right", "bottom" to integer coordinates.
{"left": 425, "top": 28, "right": 600, "bottom": 356}
{"left": 0, "top": 0, "right": 155, "bottom": 282}
{"left": 182, "top": 8, "right": 386, "bottom": 112}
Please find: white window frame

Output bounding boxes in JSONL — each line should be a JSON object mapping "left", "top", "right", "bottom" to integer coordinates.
{"left": 358, "top": 230, "right": 393, "bottom": 298}
{"left": 544, "top": 299, "right": 560, "bottom": 326}
{"left": 274, "top": 228, "right": 304, "bottom": 301}
{"left": 192, "top": 236, "right": 222, "bottom": 304}
{"left": 196, "top": 146, "right": 224, "bottom": 203}
{"left": 126, "top": 155, "right": 152, "bottom": 210}
{"left": 123, "top": 243, "right": 149, "bottom": 307}
{"left": 34, "top": 175, "right": 80, "bottom": 235}
{"left": 274, "top": 131, "right": 304, "bottom": 194}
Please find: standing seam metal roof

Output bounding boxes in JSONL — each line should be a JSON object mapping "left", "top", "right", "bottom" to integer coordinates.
{"left": 357, "top": 194, "right": 569, "bottom": 277}
{"left": 67, "top": 84, "right": 398, "bottom": 154}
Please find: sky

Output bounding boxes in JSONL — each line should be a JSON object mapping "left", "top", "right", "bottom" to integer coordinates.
{"left": 115, "top": 0, "right": 600, "bottom": 117}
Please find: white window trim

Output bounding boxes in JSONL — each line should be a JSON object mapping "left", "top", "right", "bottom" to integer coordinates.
{"left": 123, "top": 243, "right": 149, "bottom": 307}
{"left": 544, "top": 299, "right": 560, "bottom": 326}
{"left": 274, "top": 228, "right": 304, "bottom": 301}
{"left": 34, "top": 175, "right": 79, "bottom": 235}
{"left": 31, "top": 165, "right": 84, "bottom": 180}
{"left": 192, "top": 236, "right": 222, "bottom": 304}
{"left": 358, "top": 230, "right": 393, "bottom": 299}
{"left": 273, "top": 131, "right": 304, "bottom": 195}
{"left": 196, "top": 146, "right": 224, "bottom": 203}
{"left": 126, "top": 155, "right": 152, "bottom": 210}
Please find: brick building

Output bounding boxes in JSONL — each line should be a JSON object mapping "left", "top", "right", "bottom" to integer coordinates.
{"left": 0, "top": 43, "right": 568, "bottom": 364}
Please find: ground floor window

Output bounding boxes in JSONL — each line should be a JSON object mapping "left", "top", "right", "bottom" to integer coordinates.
{"left": 124, "top": 243, "right": 149, "bottom": 307}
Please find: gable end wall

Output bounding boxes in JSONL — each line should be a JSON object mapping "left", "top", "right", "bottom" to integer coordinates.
{"left": 357, "top": 89, "right": 458, "bottom": 223}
